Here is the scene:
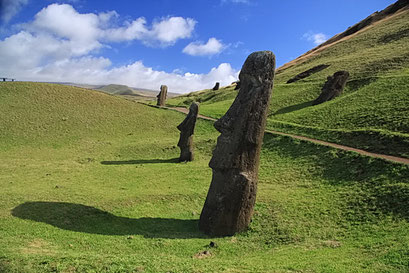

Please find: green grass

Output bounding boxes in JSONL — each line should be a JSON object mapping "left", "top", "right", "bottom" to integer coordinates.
{"left": 166, "top": 9, "right": 409, "bottom": 158}
{"left": 0, "top": 82, "right": 408, "bottom": 272}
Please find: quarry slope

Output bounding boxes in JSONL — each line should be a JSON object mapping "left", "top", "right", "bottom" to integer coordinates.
{"left": 166, "top": 2, "right": 409, "bottom": 158}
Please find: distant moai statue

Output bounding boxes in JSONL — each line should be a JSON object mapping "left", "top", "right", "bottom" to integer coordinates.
{"left": 234, "top": 81, "right": 241, "bottom": 90}
{"left": 313, "top": 71, "right": 349, "bottom": 105}
{"left": 157, "top": 85, "right": 168, "bottom": 106}
{"left": 199, "top": 51, "right": 276, "bottom": 236}
{"left": 177, "top": 102, "right": 200, "bottom": 162}
{"left": 212, "top": 82, "right": 220, "bottom": 90}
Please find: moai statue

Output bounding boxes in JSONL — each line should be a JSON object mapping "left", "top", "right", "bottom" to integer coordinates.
{"left": 157, "top": 85, "right": 168, "bottom": 106}
{"left": 212, "top": 82, "right": 220, "bottom": 91}
{"left": 234, "top": 81, "right": 241, "bottom": 90}
{"left": 177, "top": 102, "right": 200, "bottom": 162}
{"left": 199, "top": 51, "right": 276, "bottom": 236}
{"left": 313, "top": 71, "right": 349, "bottom": 105}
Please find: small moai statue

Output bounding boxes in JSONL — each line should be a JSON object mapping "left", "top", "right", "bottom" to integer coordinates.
{"left": 177, "top": 102, "right": 200, "bottom": 162}
{"left": 199, "top": 51, "right": 276, "bottom": 236}
{"left": 313, "top": 71, "right": 349, "bottom": 105}
{"left": 157, "top": 85, "right": 168, "bottom": 106}
{"left": 212, "top": 82, "right": 220, "bottom": 91}
{"left": 234, "top": 81, "right": 241, "bottom": 90}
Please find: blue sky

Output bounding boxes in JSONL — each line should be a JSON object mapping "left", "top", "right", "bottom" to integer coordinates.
{"left": 0, "top": 0, "right": 396, "bottom": 92}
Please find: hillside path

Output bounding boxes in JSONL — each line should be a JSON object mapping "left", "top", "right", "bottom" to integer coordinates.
{"left": 146, "top": 104, "right": 409, "bottom": 165}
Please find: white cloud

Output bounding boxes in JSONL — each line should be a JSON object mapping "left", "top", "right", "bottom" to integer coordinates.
{"left": 302, "top": 31, "right": 328, "bottom": 45}
{"left": 26, "top": 4, "right": 196, "bottom": 46}
{"left": 0, "top": 0, "right": 28, "bottom": 23}
{"left": 183, "top": 38, "right": 226, "bottom": 56}
{"left": 3, "top": 56, "right": 238, "bottom": 93}
{"left": 0, "top": 4, "right": 237, "bottom": 93}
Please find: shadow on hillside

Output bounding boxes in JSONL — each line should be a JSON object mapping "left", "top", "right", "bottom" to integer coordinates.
{"left": 101, "top": 158, "right": 179, "bottom": 165}
{"left": 12, "top": 202, "right": 205, "bottom": 239}
{"left": 273, "top": 101, "right": 313, "bottom": 115}
{"left": 262, "top": 134, "right": 409, "bottom": 220}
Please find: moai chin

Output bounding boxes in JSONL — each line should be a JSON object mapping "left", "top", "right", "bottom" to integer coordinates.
{"left": 199, "top": 51, "right": 276, "bottom": 236}
{"left": 313, "top": 71, "right": 349, "bottom": 105}
{"left": 177, "top": 102, "right": 200, "bottom": 162}
{"left": 157, "top": 85, "right": 168, "bottom": 106}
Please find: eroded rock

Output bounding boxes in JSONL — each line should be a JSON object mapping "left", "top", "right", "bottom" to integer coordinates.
{"left": 287, "top": 64, "right": 330, "bottom": 83}
{"left": 313, "top": 71, "right": 350, "bottom": 105}
{"left": 199, "top": 51, "right": 276, "bottom": 236}
{"left": 157, "top": 85, "right": 168, "bottom": 106}
{"left": 177, "top": 102, "right": 199, "bottom": 162}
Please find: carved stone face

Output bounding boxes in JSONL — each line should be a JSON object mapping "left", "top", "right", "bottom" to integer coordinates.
{"left": 209, "top": 51, "right": 275, "bottom": 172}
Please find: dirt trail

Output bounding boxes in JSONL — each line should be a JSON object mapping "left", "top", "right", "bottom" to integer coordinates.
{"left": 165, "top": 106, "right": 409, "bottom": 165}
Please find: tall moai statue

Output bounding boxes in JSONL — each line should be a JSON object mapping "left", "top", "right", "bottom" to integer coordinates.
{"left": 212, "top": 82, "right": 220, "bottom": 90}
{"left": 157, "top": 85, "right": 168, "bottom": 106}
{"left": 177, "top": 102, "right": 200, "bottom": 162}
{"left": 313, "top": 71, "right": 349, "bottom": 105}
{"left": 199, "top": 51, "right": 276, "bottom": 236}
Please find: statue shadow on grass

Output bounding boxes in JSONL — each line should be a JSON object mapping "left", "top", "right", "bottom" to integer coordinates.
{"left": 12, "top": 202, "right": 205, "bottom": 239}
{"left": 101, "top": 158, "right": 179, "bottom": 165}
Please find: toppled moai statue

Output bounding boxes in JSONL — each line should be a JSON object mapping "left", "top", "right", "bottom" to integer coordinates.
{"left": 157, "top": 85, "right": 168, "bottom": 106}
{"left": 286, "top": 64, "right": 330, "bottom": 84}
{"left": 313, "top": 71, "right": 350, "bottom": 105}
{"left": 199, "top": 51, "right": 276, "bottom": 236}
{"left": 212, "top": 82, "right": 220, "bottom": 91}
{"left": 177, "top": 102, "right": 199, "bottom": 162}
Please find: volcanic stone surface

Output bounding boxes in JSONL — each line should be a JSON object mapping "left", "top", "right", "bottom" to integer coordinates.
{"left": 199, "top": 51, "right": 276, "bottom": 236}
{"left": 177, "top": 102, "right": 199, "bottom": 162}
{"left": 313, "top": 71, "right": 350, "bottom": 105}
{"left": 157, "top": 85, "right": 168, "bottom": 106}
{"left": 287, "top": 64, "right": 330, "bottom": 83}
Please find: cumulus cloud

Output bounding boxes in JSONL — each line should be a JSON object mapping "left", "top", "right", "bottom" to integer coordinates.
{"left": 0, "top": 0, "right": 28, "bottom": 23}
{"left": 302, "top": 31, "right": 328, "bottom": 45}
{"left": 2, "top": 56, "right": 239, "bottom": 93}
{"left": 183, "top": 38, "right": 226, "bottom": 56}
{"left": 0, "top": 4, "right": 237, "bottom": 93}
{"left": 26, "top": 4, "right": 196, "bottom": 46}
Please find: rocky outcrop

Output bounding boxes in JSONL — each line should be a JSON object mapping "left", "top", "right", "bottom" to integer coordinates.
{"left": 177, "top": 102, "right": 199, "bottom": 162}
{"left": 313, "top": 71, "right": 350, "bottom": 105}
{"left": 287, "top": 64, "right": 330, "bottom": 83}
{"left": 199, "top": 51, "right": 276, "bottom": 236}
{"left": 157, "top": 85, "right": 168, "bottom": 106}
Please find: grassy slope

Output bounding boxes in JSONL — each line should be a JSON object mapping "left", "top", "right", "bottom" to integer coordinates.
{"left": 0, "top": 82, "right": 408, "bottom": 272}
{"left": 166, "top": 9, "right": 409, "bottom": 158}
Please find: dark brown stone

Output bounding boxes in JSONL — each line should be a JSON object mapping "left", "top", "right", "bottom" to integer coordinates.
{"left": 212, "top": 82, "right": 220, "bottom": 90}
{"left": 199, "top": 51, "right": 276, "bottom": 236}
{"left": 234, "top": 81, "right": 241, "bottom": 90}
{"left": 313, "top": 71, "right": 350, "bottom": 105}
{"left": 157, "top": 85, "right": 168, "bottom": 106}
{"left": 287, "top": 64, "right": 330, "bottom": 83}
{"left": 177, "top": 102, "right": 199, "bottom": 162}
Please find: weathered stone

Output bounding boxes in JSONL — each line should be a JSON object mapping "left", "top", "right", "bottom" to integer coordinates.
{"left": 234, "top": 81, "right": 241, "bottom": 90}
{"left": 177, "top": 102, "right": 199, "bottom": 162}
{"left": 199, "top": 51, "right": 276, "bottom": 236}
{"left": 212, "top": 82, "right": 220, "bottom": 91}
{"left": 287, "top": 64, "right": 330, "bottom": 83}
{"left": 156, "top": 85, "right": 168, "bottom": 106}
{"left": 313, "top": 71, "right": 350, "bottom": 105}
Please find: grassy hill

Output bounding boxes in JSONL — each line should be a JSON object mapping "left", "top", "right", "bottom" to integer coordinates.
{"left": 166, "top": 3, "right": 409, "bottom": 158}
{"left": 0, "top": 82, "right": 408, "bottom": 272}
